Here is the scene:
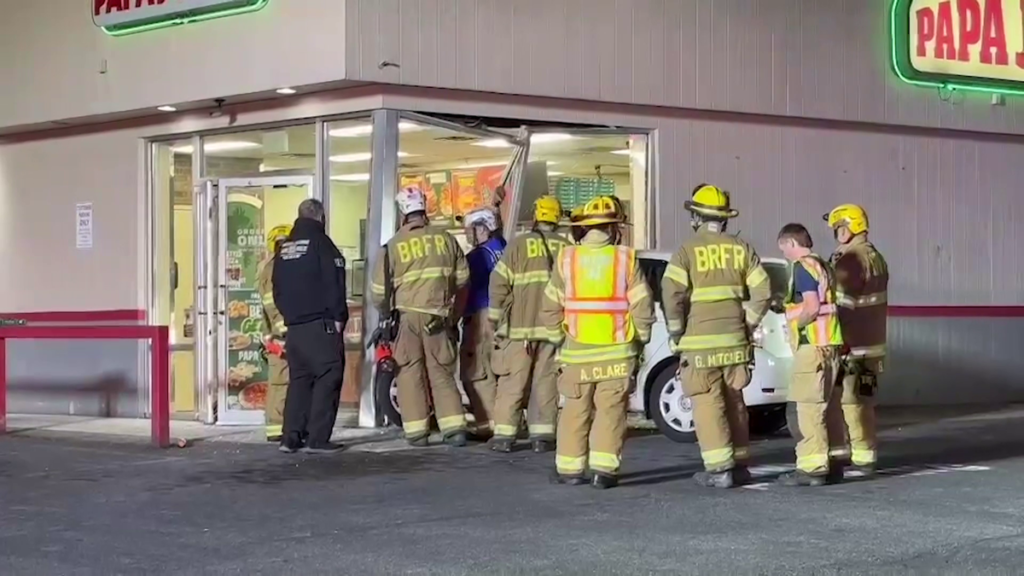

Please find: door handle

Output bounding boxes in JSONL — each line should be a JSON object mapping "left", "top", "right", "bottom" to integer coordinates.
{"left": 171, "top": 261, "right": 179, "bottom": 291}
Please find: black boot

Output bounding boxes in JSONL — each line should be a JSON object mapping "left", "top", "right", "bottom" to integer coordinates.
{"left": 591, "top": 473, "right": 618, "bottom": 490}
{"left": 531, "top": 439, "right": 555, "bottom": 453}
{"left": 732, "top": 465, "right": 752, "bottom": 486}
{"left": 407, "top": 435, "right": 429, "bottom": 448}
{"left": 776, "top": 470, "right": 827, "bottom": 487}
{"left": 551, "top": 471, "right": 588, "bottom": 486}
{"left": 301, "top": 442, "right": 345, "bottom": 454}
{"left": 827, "top": 460, "right": 845, "bottom": 484}
{"left": 694, "top": 470, "right": 735, "bottom": 489}
{"left": 490, "top": 437, "right": 514, "bottom": 453}
{"left": 444, "top": 431, "right": 468, "bottom": 447}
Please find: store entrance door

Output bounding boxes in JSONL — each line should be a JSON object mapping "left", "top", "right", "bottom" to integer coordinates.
{"left": 194, "top": 176, "right": 314, "bottom": 425}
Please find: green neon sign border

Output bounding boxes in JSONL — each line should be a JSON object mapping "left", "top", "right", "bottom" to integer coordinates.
{"left": 100, "top": 0, "right": 269, "bottom": 37}
{"left": 890, "top": 0, "right": 1024, "bottom": 95}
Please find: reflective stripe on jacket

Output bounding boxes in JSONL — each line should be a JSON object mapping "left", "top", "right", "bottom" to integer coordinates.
{"left": 539, "top": 229, "right": 655, "bottom": 365}
{"left": 661, "top": 228, "right": 772, "bottom": 368}
{"left": 257, "top": 257, "right": 287, "bottom": 337}
{"left": 785, "top": 255, "right": 843, "bottom": 348}
{"left": 488, "top": 230, "right": 569, "bottom": 340}
{"left": 370, "top": 223, "right": 469, "bottom": 318}
{"left": 831, "top": 235, "right": 888, "bottom": 359}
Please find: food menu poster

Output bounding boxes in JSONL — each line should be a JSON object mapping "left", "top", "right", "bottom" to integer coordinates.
{"left": 400, "top": 166, "right": 506, "bottom": 222}
{"left": 225, "top": 194, "right": 269, "bottom": 412}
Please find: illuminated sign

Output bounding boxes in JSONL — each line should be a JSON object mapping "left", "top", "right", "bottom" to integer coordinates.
{"left": 892, "top": 0, "right": 1024, "bottom": 93}
{"left": 93, "top": 0, "right": 269, "bottom": 36}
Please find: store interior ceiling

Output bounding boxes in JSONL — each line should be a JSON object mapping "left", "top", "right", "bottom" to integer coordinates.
{"left": 174, "top": 121, "right": 639, "bottom": 182}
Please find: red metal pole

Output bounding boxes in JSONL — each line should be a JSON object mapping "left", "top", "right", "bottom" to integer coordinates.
{"left": 151, "top": 326, "right": 170, "bottom": 448}
{"left": 0, "top": 337, "right": 7, "bottom": 435}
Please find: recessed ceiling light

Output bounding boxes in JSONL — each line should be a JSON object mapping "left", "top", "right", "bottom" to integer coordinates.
{"left": 276, "top": 87, "right": 297, "bottom": 95}
{"left": 548, "top": 171, "right": 565, "bottom": 176}
{"left": 329, "top": 151, "right": 414, "bottom": 163}
{"left": 157, "top": 105, "right": 177, "bottom": 112}
{"left": 473, "top": 133, "right": 575, "bottom": 148}
{"left": 170, "top": 141, "right": 261, "bottom": 154}
{"left": 330, "top": 173, "right": 371, "bottom": 182}
{"left": 611, "top": 149, "right": 631, "bottom": 155}
{"left": 329, "top": 121, "right": 424, "bottom": 138}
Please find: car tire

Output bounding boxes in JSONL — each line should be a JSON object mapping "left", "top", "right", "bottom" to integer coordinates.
{"left": 749, "top": 405, "right": 789, "bottom": 437}
{"left": 648, "top": 362, "right": 698, "bottom": 443}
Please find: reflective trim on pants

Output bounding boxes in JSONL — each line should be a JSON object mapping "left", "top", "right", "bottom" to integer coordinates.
{"left": 437, "top": 414, "right": 467, "bottom": 434}
{"left": 797, "top": 453, "right": 829, "bottom": 473}
{"left": 589, "top": 451, "right": 621, "bottom": 474}
{"left": 556, "top": 454, "right": 587, "bottom": 475}
{"left": 529, "top": 423, "right": 555, "bottom": 436}
{"left": 701, "top": 447, "right": 735, "bottom": 471}
{"left": 829, "top": 446, "right": 851, "bottom": 459}
{"left": 493, "top": 423, "right": 518, "bottom": 438}
{"left": 265, "top": 424, "right": 283, "bottom": 438}
{"left": 733, "top": 446, "right": 750, "bottom": 461}
{"left": 851, "top": 447, "right": 877, "bottom": 466}
{"left": 404, "top": 418, "right": 430, "bottom": 437}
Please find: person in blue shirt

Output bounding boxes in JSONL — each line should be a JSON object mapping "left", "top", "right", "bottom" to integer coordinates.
{"left": 459, "top": 208, "right": 506, "bottom": 439}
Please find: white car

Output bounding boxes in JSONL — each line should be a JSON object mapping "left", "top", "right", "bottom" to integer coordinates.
{"left": 380, "top": 252, "right": 794, "bottom": 443}
{"left": 633, "top": 252, "right": 793, "bottom": 442}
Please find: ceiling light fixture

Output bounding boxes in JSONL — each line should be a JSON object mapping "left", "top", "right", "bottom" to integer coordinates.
{"left": 157, "top": 105, "right": 177, "bottom": 112}
{"left": 329, "top": 151, "right": 414, "bottom": 163}
{"left": 548, "top": 171, "right": 565, "bottom": 176}
{"left": 331, "top": 173, "right": 372, "bottom": 182}
{"left": 170, "top": 141, "right": 261, "bottom": 154}
{"left": 611, "top": 149, "right": 631, "bottom": 155}
{"left": 276, "top": 87, "right": 297, "bottom": 95}
{"left": 473, "top": 133, "right": 575, "bottom": 148}
{"left": 329, "top": 121, "right": 423, "bottom": 138}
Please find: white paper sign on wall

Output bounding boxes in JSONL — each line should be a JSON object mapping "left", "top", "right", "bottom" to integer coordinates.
{"left": 76, "top": 203, "right": 94, "bottom": 249}
{"left": 92, "top": 0, "right": 269, "bottom": 36}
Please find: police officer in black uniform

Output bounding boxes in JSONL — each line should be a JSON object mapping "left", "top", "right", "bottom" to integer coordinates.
{"left": 272, "top": 198, "right": 348, "bottom": 454}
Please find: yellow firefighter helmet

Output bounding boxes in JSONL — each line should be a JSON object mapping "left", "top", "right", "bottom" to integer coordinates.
{"left": 824, "top": 204, "right": 869, "bottom": 235}
{"left": 534, "top": 195, "right": 562, "bottom": 224}
{"left": 266, "top": 224, "right": 292, "bottom": 252}
{"left": 569, "top": 196, "right": 626, "bottom": 227}
{"left": 684, "top": 184, "right": 738, "bottom": 219}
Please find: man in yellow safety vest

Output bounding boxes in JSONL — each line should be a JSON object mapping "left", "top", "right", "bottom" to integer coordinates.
{"left": 540, "top": 196, "right": 655, "bottom": 489}
{"left": 258, "top": 224, "right": 292, "bottom": 442}
{"left": 776, "top": 223, "right": 845, "bottom": 487}
{"left": 661, "top": 184, "right": 772, "bottom": 489}
{"left": 825, "top": 204, "right": 888, "bottom": 478}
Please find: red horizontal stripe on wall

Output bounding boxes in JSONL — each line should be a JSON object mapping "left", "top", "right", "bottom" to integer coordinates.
{"left": 0, "top": 309, "right": 146, "bottom": 322}
{"left": 889, "top": 306, "right": 1024, "bottom": 318}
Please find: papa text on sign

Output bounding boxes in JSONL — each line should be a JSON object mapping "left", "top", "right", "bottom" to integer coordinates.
{"left": 913, "top": 0, "right": 1024, "bottom": 68}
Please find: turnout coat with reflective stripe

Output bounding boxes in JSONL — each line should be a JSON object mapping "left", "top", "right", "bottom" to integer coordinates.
{"left": 370, "top": 223, "right": 469, "bottom": 318}
{"left": 257, "top": 256, "right": 287, "bottom": 338}
{"left": 661, "top": 229, "right": 772, "bottom": 368}
{"left": 488, "top": 230, "right": 569, "bottom": 340}
{"left": 831, "top": 235, "right": 888, "bottom": 359}
{"left": 539, "top": 230, "right": 655, "bottom": 365}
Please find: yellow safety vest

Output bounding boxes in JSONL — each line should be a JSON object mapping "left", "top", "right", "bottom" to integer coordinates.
{"left": 562, "top": 245, "right": 635, "bottom": 346}
{"left": 785, "top": 255, "right": 843, "bottom": 348}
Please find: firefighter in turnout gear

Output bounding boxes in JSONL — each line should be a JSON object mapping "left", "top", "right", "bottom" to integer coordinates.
{"left": 489, "top": 195, "right": 570, "bottom": 453}
{"left": 541, "top": 196, "right": 655, "bottom": 489}
{"left": 258, "top": 224, "right": 292, "bottom": 442}
{"left": 775, "top": 224, "right": 845, "bottom": 486}
{"left": 661, "top": 184, "right": 772, "bottom": 489}
{"left": 371, "top": 188, "right": 471, "bottom": 447}
{"left": 825, "top": 204, "right": 888, "bottom": 478}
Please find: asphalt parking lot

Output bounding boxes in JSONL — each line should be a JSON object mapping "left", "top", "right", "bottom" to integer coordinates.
{"left": 3, "top": 407, "right": 1024, "bottom": 575}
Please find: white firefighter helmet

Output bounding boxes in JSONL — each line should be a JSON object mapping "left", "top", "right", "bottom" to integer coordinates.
{"left": 463, "top": 208, "right": 498, "bottom": 232}
{"left": 396, "top": 187, "right": 427, "bottom": 215}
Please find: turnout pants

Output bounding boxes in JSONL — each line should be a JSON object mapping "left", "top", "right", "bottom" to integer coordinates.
{"left": 788, "top": 345, "right": 841, "bottom": 476}
{"left": 264, "top": 352, "right": 289, "bottom": 438}
{"left": 555, "top": 359, "right": 635, "bottom": 477}
{"left": 395, "top": 312, "right": 467, "bottom": 441}
{"left": 460, "top": 311, "right": 496, "bottom": 435}
{"left": 491, "top": 339, "right": 559, "bottom": 441}
{"left": 683, "top": 362, "right": 751, "bottom": 472}
{"left": 283, "top": 320, "right": 344, "bottom": 447}
{"left": 828, "top": 357, "right": 881, "bottom": 467}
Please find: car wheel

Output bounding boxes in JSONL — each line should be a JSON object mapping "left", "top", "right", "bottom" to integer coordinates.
{"left": 749, "top": 405, "right": 789, "bottom": 437}
{"left": 648, "top": 362, "right": 698, "bottom": 443}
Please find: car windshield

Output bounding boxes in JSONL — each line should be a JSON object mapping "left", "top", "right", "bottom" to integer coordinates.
{"left": 640, "top": 258, "right": 789, "bottom": 306}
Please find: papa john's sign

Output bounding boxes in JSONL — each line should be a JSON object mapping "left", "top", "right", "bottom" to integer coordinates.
{"left": 892, "top": 0, "right": 1024, "bottom": 93}
{"left": 93, "top": 0, "right": 268, "bottom": 36}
